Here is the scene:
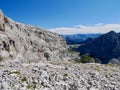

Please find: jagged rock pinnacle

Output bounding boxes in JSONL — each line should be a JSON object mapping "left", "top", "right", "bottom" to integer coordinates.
{"left": 0, "top": 9, "right": 5, "bottom": 31}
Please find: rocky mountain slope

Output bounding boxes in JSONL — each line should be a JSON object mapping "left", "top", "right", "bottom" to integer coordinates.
{"left": 0, "top": 10, "right": 120, "bottom": 90}
{"left": 76, "top": 31, "right": 120, "bottom": 64}
{"left": 0, "top": 10, "right": 68, "bottom": 62}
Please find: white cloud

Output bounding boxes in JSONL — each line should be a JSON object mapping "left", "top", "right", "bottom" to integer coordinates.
{"left": 48, "top": 23, "right": 120, "bottom": 35}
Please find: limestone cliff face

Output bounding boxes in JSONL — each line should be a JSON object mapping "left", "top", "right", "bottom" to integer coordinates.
{"left": 0, "top": 10, "right": 68, "bottom": 62}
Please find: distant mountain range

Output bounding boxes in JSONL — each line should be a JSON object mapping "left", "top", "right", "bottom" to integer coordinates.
{"left": 76, "top": 31, "right": 120, "bottom": 64}
{"left": 61, "top": 34, "right": 101, "bottom": 45}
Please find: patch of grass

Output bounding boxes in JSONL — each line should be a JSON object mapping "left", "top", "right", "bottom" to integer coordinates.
{"left": 9, "top": 71, "right": 21, "bottom": 75}
{"left": 81, "top": 55, "right": 95, "bottom": 63}
{"left": 26, "top": 84, "right": 34, "bottom": 89}
{"left": 21, "top": 77, "right": 27, "bottom": 82}
{"left": 33, "top": 81, "right": 38, "bottom": 85}
{"left": 27, "top": 59, "right": 31, "bottom": 64}
{"left": 74, "top": 54, "right": 95, "bottom": 63}
{"left": 94, "top": 65, "right": 100, "bottom": 71}
{"left": 48, "top": 62, "right": 58, "bottom": 65}
{"left": 105, "top": 64, "right": 114, "bottom": 67}
{"left": 105, "top": 74, "right": 109, "bottom": 78}
{"left": 63, "top": 73, "right": 68, "bottom": 77}
{"left": 94, "top": 67, "right": 100, "bottom": 71}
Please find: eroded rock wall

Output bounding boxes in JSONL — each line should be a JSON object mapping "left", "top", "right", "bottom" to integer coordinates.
{"left": 0, "top": 10, "right": 68, "bottom": 62}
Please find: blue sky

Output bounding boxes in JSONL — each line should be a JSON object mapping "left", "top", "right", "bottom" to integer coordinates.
{"left": 1, "top": 0, "right": 120, "bottom": 34}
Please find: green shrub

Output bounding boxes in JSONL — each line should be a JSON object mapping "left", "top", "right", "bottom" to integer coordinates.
{"left": 9, "top": 71, "right": 21, "bottom": 75}
{"left": 74, "top": 54, "right": 95, "bottom": 63}
{"left": 81, "top": 54, "right": 95, "bottom": 63}
{"left": 63, "top": 73, "right": 68, "bottom": 77}
{"left": 26, "top": 84, "right": 34, "bottom": 89}
{"left": 105, "top": 74, "right": 109, "bottom": 78}
{"left": 21, "top": 77, "right": 27, "bottom": 82}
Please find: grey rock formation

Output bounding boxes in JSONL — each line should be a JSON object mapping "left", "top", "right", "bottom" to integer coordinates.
{"left": 0, "top": 10, "right": 5, "bottom": 31}
{"left": 0, "top": 10, "right": 68, "bottom": 62}
{"left": 76, "top": 31, "right": 120, "bottom": 64}
{"left": 109, "top": 58, "right": 120, "bottom": 64}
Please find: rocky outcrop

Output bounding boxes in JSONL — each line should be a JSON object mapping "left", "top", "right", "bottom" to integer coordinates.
{"left": 109, "top": 58, "right": 120, "bottom": 64}
{"left": 0, "top": 10, "right": 5, "bottom": 31}
{"left": 76, "top": 31, "right": 120, "bottom": 64}
{"left": 0, "top": 10, "right": 68, "bottom": 62}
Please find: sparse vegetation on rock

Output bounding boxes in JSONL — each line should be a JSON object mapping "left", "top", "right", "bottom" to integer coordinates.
{"left": 0, "top": 9, "right": 120, "bottom": 90}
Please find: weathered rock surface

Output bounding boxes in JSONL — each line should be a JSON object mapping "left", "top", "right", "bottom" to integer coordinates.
{"left": 0, "top": 10, "right": 5, "bottom": 31}
{"left": 0, "top": 10, "right": 120, "bottom": 90}
{"left": 0, "top": 60, "right": 120, "bottom": 90}
{"left": 109, "top": 57, "right": 120, "bottom": 64}
{"left": 0, "top": 10, "right": 68, "bottom": 62}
